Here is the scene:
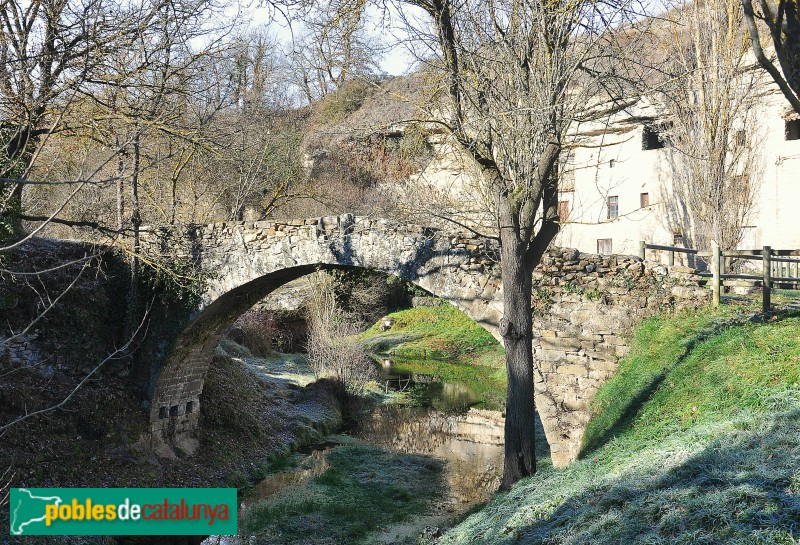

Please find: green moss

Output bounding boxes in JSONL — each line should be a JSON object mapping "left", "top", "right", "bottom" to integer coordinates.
{"left": 361, "top": 303, "right": 507, "bottom": 408}
{"left": 362, "top": 303, "right": 504, "bottom": 363}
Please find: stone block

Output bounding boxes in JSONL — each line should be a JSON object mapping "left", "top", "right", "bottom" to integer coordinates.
{"left": 556, "top": 364, "right": 589, "bottom": 378}
{"left": 561, "top": 395, "right": 588, "bottom": 411}
{"left": 575, "top": 329, "right": 603, "bottom": 341}
{"left": 565, "top": 353, "right": 590, "bottom": 365}
{"left": 545, "top": 373, "right": 579, "bottom": 388}
{"left": 538, "top": 349, "right": 567, "bottom": 362}
{"left": 589, "top": 359, "right": 619, "bottom": 372}
{"left": 538, "top": 360, "right": 555, "bottom": 373}
{"left": 589, "top": 369, "right": 611, "bottom": 381}
{"left": 584, "top": 350, "right": 615, "bottom": 362}
{"left": 580, "top": 340, "right": 598, "bottom": 351}
{"left": 541, "top": 336, "right": 582, "bottom": 351}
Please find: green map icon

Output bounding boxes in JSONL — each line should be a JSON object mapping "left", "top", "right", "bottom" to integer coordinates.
{"left": 10, "top": 488, "right": 63, "bottom": 535}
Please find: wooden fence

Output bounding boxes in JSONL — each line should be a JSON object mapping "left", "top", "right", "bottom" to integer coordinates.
{"left": 639, "top": 241, "right": 800, "bottom": 313}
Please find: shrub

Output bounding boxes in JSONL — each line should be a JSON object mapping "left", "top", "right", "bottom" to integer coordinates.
{"left": 227, "top": 308, "right": 289, "bottom": 357}
{"left": 304, "top": 271, "right": 377, "bottom": 396}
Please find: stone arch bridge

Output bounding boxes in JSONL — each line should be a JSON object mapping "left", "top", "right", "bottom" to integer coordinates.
{"left": 140, "top": 214, "right": 708, "bottom": 467}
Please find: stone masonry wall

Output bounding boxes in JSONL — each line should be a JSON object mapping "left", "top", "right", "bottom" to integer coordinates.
{"left": 139, "top": 215, "right": 505, "bottom": 457}
{"left": 530, "top": 248, "right": 709, "bottom": 466}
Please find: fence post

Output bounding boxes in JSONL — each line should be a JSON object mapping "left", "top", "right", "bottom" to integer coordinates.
{"left": 763, "top": 245, "right": 772, "bottom": 314}
{"left": 639, "top": 240, "right": 646, "bottom": 260}
{"left": 668, "top": 249, "right": 675, "bottom": 266}
{"left": 711, "top": 241, "right": 720, "bottom": 307}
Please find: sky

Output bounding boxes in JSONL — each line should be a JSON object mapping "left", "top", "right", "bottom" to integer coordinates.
{"left": 243, "top": 1, "right": 420, "bottom": 77}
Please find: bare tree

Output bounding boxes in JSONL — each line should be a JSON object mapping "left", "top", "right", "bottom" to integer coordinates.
{"left": 287, "top": 2, "right": 383, "bottom": 104}
{"left": 0, "top": 0, "right": 117, "bottom": 237}
{"left": 742, "top": 0, "right": 800, "bottom": 113}
{"left": 661, "top": 0, "right": 764, "bottom": 252}
{"left": 0, "top": 0, "right": 234, "bottom": 438}
{"left": 310, "top": 0, "right": 652, "bottom": 488}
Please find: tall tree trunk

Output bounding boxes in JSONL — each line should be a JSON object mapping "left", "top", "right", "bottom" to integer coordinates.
{"left": 116, "top": 136, "right": 125, "bottom": 231}
{"left": 499, "top": 221, "right": 537, "bottom": 490}
{"left": 123, "top": 133, "right": 142, "bottom": 372}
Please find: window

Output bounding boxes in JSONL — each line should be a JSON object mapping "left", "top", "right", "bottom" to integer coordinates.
{"left": 607, "top": 195, "right": 619, "bottom": 219}
{"left": 674, "top": 233, "right": 684, "bottom": 247}
{"left": 642, "top": 125, "right": 663, "bottom": 150}
{"left": 786, "top": 119, "right": 800, "bottom": 141}
{"left": 640, "top": 192, "right": 650, "bottom": 208}
{"left": 734, "top": 130, "right": 746, "bottom": 147}
{"left": 609, "top": 159, "right": 615, "bottom": 168}
{"left": 642, "top": 122, "right": 672, "bottom": 150}
{"left": 558, "top": 200, "right": 570, "bottom": 222}
{"left": 597, "top": 238, "right": 613, "bottom": 255}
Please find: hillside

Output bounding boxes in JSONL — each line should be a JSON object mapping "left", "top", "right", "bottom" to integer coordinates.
{"left": 440, "top": 307, "right": 800, "bottom": 545}
{"left": 361, "top": 303, "right": 508, "bottom": 409}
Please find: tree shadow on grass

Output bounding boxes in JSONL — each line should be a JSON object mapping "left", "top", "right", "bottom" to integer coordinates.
{"left": 580, "top": 317, "right": 745, "bottom": 457}
{"left": 513, "top": 408, "right": 800, "bottom": 545}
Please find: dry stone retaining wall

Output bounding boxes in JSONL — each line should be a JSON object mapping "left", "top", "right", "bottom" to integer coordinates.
{"left": 529, "top": 249, "right": 709, "bottom": 466}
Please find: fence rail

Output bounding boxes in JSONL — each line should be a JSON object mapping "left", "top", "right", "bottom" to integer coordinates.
{"left": 638, "top": 241, "right": 698, "bottom": 265}
{"left": 641, "top": 241, "right": 800, "bottom": 313}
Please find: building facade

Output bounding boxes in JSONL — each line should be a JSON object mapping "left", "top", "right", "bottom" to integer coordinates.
{"left": 556, "top": 75, "right": 800, "bottom": 259}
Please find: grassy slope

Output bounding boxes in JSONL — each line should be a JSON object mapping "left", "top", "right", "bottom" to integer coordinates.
{"left": 441, "top": 307, "right": 800, "bottom": 545}
{"left": 361, "top": 303, "right": 507, "bottom": 408}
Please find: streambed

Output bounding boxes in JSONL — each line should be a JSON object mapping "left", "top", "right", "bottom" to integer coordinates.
{"left": 205, "top": 355, "right": 513, "bottom": 544}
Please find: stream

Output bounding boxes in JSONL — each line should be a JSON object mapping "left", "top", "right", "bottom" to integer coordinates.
{"left": 205, "top": 357, "right": 509, "bottom": 545}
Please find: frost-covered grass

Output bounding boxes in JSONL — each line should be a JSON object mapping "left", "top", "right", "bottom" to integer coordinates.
{"left": 440, "top": 309, "right": 800, "bottom": 545}
{"left": 245, "top": 351, "right": 316, "bottom": 387}
{"left": 242, "top": 443, "right": 444, "bottom": 544}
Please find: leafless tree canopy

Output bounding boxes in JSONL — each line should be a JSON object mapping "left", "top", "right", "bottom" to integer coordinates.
{"left": 660, "top": 0, "right": 764, "bottom": 252}
{"left": 742, "top": 0, "right": 800, "bottom": 113}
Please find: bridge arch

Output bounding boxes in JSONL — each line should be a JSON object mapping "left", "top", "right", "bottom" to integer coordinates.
{"left": 139, "top": 214, "right": 709, "bottom": 466}
{"left": 143, "top": 215, "right": 505, "bottom": 456}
